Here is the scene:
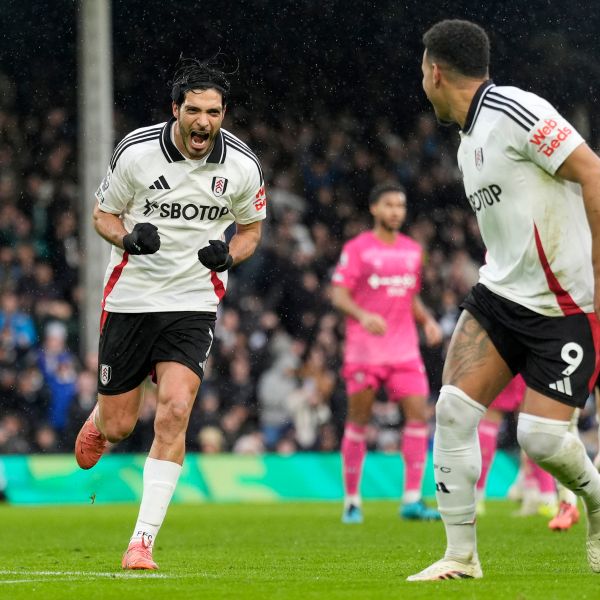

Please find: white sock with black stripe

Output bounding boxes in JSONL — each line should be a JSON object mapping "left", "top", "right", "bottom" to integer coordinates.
{"left": 434, "top": 385, "right": 486, "bottom": 562}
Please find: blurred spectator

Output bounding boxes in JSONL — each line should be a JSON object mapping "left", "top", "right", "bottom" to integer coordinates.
{"left": 13, "top": 365, "right": 50, "bottom": 425}
{"left": 197, "top": 426, "right": 225, "bottom": 454}
{"left": 0, "top": 413, "right": 31, "bottom": 453}
{"left": 288, "top": 346, "right": 334, "bottom": 449}
{"left": 0, "top": 290, "right": 37, "bottom": 355}
{"left": 36, "top": 321, "right": 77, "bottom": 433}
{"left": 32, "top": 423, "right": 60, "bottom": 453}
{"left": 257, "top": 339, "right": 303, "bottom": 449}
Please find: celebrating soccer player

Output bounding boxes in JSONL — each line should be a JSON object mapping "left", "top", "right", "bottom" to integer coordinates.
{"left": 331, "top": 183, "right": 443, "bottom": 524}
{"left": 74, "top": 57, "right": 266, "bottom": 569}
{"left": 408, "top": 19, "right": 600, "bottom": 581}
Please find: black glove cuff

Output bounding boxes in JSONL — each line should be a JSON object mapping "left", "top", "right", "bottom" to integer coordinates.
{"left": 213, "top": 254, "right": 234, "bottom": 272}
{"left": 122, "top": 233, "right": 140, "bottom": 255}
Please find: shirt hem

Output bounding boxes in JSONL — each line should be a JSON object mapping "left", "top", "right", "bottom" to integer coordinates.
{"left": 478, "top": 278, "right": 594, "bottom": 317}
{"left": 102, "top": 306, "right": 218, "bottom": 314}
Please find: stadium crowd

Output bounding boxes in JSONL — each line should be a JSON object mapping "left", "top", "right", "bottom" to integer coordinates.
{"left": 0, "top": 69, "right": 596, "bottom": 460}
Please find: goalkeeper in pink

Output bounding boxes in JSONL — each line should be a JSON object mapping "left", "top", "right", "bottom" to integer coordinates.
{"left": 331, "top": 183, "right": 443, "bottom": 523}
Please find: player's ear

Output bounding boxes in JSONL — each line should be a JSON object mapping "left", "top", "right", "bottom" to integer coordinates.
{"left": 172, "top": 101, "right": 179, "bottom": 118}
{"left": 432, "top": 63, "right": 442, "bottom": 87}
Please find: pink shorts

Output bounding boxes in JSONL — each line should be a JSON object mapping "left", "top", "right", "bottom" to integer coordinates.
{"left": 490, "top": 374, "right": 526, "bottom": 412}
{"left": 343, "top": 360, "right": 430, "bottom": 400}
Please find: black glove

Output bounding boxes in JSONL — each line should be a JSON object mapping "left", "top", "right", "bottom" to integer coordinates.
{"left": 122, "top": 223, "right": 160, "bottom": 255}
{"left": 197, "top": 239, "right": 233, "bottom": 272}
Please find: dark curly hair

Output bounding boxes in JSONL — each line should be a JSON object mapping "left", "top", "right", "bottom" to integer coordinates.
{"left": 368, "top": 182, "right": 406, "bottom": 206}
{"left": 169, "top": 55, "right": 232, "bottom": 106}
{"left": 423, "top": 19, "right": 489, "bottom": 78}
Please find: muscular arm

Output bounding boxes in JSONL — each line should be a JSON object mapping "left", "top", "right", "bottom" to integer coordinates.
{"left": 556, "top": 143, "right": 600, "bottom": 317}
{"left": 330, "top": 285, "right": 386, "bottom": 335}
{"left": 93, "top": 203, "right": 127, "bottom": 249}
{"left": 229, "top": 220, "right": 262, "bottom": 266}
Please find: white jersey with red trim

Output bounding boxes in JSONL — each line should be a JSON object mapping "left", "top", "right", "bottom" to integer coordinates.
{"left": 95, "top": 119, "right": 267, "bottom": 313}
{"left": 458, "top": 81, "right": 591, "bottom": 316}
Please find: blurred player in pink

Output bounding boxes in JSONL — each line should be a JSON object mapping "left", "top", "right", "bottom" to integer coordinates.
{"left": 331, "top": 183, "right": 443, "bottom": 524}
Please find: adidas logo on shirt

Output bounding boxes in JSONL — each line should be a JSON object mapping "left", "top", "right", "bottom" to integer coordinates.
{"left": 549, "top": 377, "right": 572, "bottom": 396}
{"left": 149, "top": 175, "right": 170, "bottom": 190}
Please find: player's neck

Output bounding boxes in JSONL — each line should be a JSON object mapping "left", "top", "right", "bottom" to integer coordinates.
{"left": 372, "top": 227, "right": 397, "bottom": 245}
{"left": 448, "top": 80, "right": 487, "bottom": 129}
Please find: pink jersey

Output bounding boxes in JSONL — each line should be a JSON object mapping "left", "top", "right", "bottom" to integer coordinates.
{"left": 332, "top": 231, "right": 423, "bottom": 365}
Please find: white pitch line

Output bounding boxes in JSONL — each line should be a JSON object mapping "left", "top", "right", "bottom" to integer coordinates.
{"left": 0, "top": 570, "right": 174, "bottom": 579}
{"left": 0, "top": 579, "right": 50, "bottom": 585}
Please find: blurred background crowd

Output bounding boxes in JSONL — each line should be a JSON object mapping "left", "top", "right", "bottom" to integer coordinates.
{"left": 0, "top": 89, "right": 484, "bottom": 456}
{"left": 1, "top": 0, "right": 600, "bottom": 458}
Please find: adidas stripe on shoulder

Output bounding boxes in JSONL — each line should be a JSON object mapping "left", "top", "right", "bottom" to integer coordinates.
{"left": 110, "top": 124, "right": 163, "bottom": 170}
{"left": 222, "top": 131, "right": 264, "bottom": 185}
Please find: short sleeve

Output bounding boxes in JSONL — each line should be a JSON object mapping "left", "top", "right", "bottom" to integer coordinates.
{"left": 332, "top": 242, "right": 360, "bottom": 291}
{"left": 95, "top": 150, "right": 135, "bottom": 214}
{"left": 511, "top": 96, "right": 584, "bottom": 175}
{"left": 230, "top": 163, "right": 267, "bottom": 224}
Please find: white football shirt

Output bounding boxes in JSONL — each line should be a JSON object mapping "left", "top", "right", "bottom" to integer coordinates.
{"left": 95, "top": 119, "right": 267, "bottom": 313}
{"left": 458, "top": 81, "right": 591, "bottom": 316}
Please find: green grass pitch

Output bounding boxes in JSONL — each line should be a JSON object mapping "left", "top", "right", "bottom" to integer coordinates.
{"left": 0, "top": 500, "right": 597, "bottom": 599}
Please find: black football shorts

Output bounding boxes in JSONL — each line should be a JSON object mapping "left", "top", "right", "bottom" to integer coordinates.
{"left": 460, "top": 283, "right": 600, "bottom": 408}
{"left": 98, "top": 311, "right": 216, "bottom": 395}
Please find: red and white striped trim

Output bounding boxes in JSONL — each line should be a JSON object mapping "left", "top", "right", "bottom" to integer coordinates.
{"left": 210, "top": 271, "right": 226, "bottom": 301}
{"left": 533, "top": 224, "right": 582, "bottom": 316}
{"left": 99, "top": 252, "right": 129, "bottom": 332}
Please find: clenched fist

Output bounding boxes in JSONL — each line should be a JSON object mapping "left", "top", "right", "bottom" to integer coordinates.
{"left": 197, "top": 239, "right": 233, "bottom": 272}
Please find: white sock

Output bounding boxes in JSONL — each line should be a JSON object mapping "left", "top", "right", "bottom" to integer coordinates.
{"left": 518, "top": 413, "right": 600, "bottom": 531}
{"left": 557, "top": 408, "right": 581, "bottom": 506}
{"left": 345, "top": 494, "right": 361, "bottom": 508}
{"left": 403, "top": 490, "right": 421, "bottom": 504}
{"left": 130, "top": 457, "right": 182, "bottom": 547}
{"left": 558, "top": 484, "right": 578, "bottom": 506}
{"left": 434, "top": 385, "right": 486, "bottom": 562}
{"left": 539, "top": 491, "right": 558, "bottom": 505}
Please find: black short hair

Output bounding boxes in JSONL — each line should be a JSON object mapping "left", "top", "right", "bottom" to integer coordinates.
{"left": 423, "top": 19, "right": 490, "bottom": 78}
{"left": 170, "top": 56, "right": 231, "bottom": 106}
{"left": 368, "top": 183, "right": 406, "bottom": 206}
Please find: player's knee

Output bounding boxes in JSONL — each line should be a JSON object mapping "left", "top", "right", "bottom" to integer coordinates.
{"left": 103, "top": 419, "right": 136, "bottom": 443}
{"left": 516, "top": 416, "right": 565, "bottom": 463}
{"left": 435, "top": 385, "right": 483, "bottom": 430}
{"left": 156, "top": 398, "right": 191, "bottom": 428}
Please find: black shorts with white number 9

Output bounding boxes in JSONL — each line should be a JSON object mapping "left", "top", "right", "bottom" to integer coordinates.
{"left": 97, "top": 311, "right": 216, "bottom": 395}
{"left": 461, "top": 283, "right": 599, "bottom": 408}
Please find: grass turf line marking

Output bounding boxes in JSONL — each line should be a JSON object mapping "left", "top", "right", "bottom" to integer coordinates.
{"left": 0, "top": 570, "right": 177, "bottom": 579}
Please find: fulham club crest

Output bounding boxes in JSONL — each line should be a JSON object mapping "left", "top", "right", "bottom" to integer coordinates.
{"left": 474, "top": 147, "right": 484, "bottom": 170}
{"left": 211, "top": 176, "right": 228, "bottom": 197}
{"left": 100, "top": 364, "right": 112, "bottom": 386}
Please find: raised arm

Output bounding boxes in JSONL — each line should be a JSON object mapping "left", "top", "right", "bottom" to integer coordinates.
{"left": 92, "top": 204, "right": 160, "bottom": 255}
{"left": 229, "top": 220, "right": 262, "bottom": 266}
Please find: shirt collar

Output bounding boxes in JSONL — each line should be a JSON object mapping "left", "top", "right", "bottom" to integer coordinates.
{"left": 160, "top": 117, "right": 226, "bottom": 164}
{"left": 462, "top": 79, "right": 495, "bottom": 135}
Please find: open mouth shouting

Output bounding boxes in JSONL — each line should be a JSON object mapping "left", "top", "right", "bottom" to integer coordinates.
{"left": 190, "top": 129, "right": 211, "bottom": 152}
